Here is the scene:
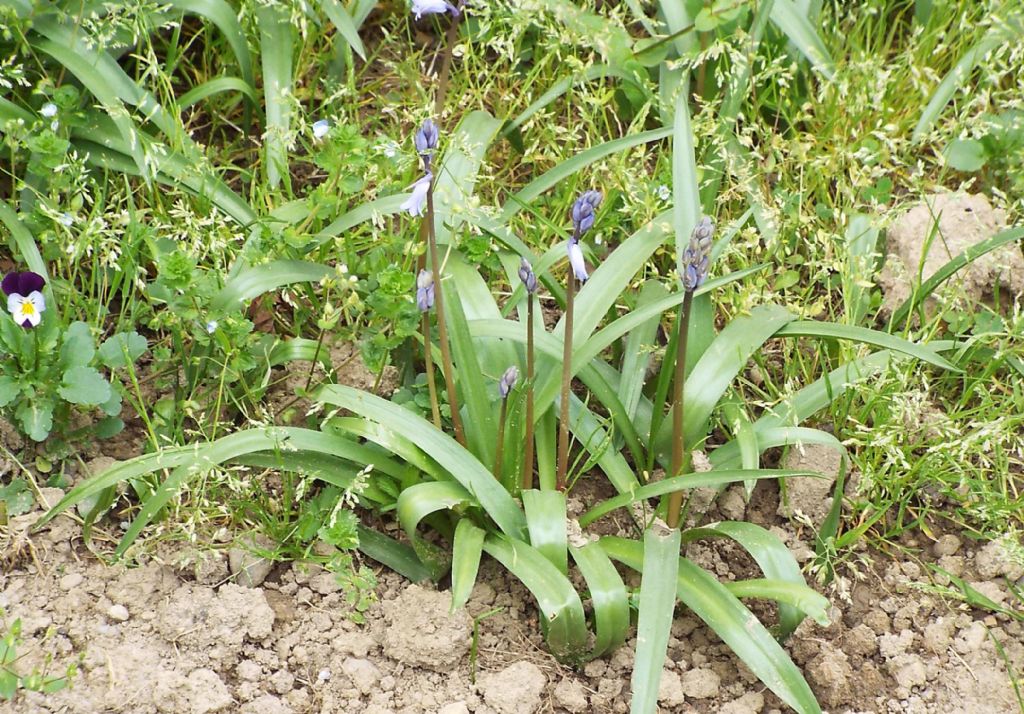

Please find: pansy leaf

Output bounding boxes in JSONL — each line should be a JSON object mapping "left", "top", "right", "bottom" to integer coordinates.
{"left": 16, "top": 400, "right": 53, "bottom": 442}
{"left": 0, "top": 376, "right": 20, "bottom": 407}
{"left": 59, "top": 366, "right": 112, "bottom": 406}
{"left": 100, "top": 388, "right": 123, "bottom": 417}
{"left": 98, "top": 331, "right": 148, "bottom": 369}
{"left": 59, "top": 321, "right": 95, "bottom": 370}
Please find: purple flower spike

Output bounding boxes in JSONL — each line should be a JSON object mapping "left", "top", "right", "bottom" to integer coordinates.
{"left": 498, "top": 366, "right": 519, "bottom": 399}
{"left": 682, "top": 217, "right": 714, "bottom": 292}
{"left": 414, "top": 118, "right": 439, "bottom": 160}
{"left": 416, "top": 270, "right": 435, "bottom": 312}
{"left": 570, "top": 190, "right": 603, "bottom": 238}
{"left": 2, "top": 271, "right": 45, "bottom": 297}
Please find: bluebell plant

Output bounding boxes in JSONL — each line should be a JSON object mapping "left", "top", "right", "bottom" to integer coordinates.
{"left": 666, "top": 217, "right": 714, "bottom": 528}
{"left": 557, "top": 190, "right": 602, "bottom": 490}
{"left": 407, "top": 120, "right": 466, "bottom": 446}
{"left": 518, "top": 257, "right": 538, "bottom": 489}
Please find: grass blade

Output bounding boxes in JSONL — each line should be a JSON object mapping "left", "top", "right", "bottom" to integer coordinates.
{"left": 769, "top": 0, "right": 836, "bottom": 80}
{"left": 397, "top": 481, "right": 471, "bottom": 579}
{"left": 317, "top": 0, "right": 368, "bottom": 60}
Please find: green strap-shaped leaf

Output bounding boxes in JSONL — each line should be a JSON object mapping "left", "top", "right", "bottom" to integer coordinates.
{"left": 451, "top": 519, "right": 485, "bottom": 612}
{"left": 682, "top": 521, "right": 810, "bottom": 637}
{"left": 256, "top": 3, "right": 294, "bottom": 190}
{"left": 774, "top": 321, "right": 958, "bottom": 371}
{"left": 579, "top": 470, "right": 813, "bottom": 527}
{"left": 601, "top": 537, "right": 822, "bottom": 714}
{"left": 724, "top": 579, "right": 830, "bottom": 627}
{"left": 397, "top": 481, "right": 471, "bottom": 580}
{"left": 169, "top": 0, "right": 255, "bottom": 89}
{"left": 432, "top": 110, "right": 502, "bottom": 247}
{"left": 177, "top": 76, "right": 257, "bottom": 109}
{"left": 356, "top": 525, "right": 432, "bottom": 582}
{"left": 316, "top": 386, "right": 528, "bottom": 540}
{"left": 522, "top": 490, "right": 568, "bottom": 575}
{"left": 769, "top": 0, "right": 835, "bottom": 80}
{"left": 630, "top": 526, "right": 682, "bottom": 714}
{"left": 569, "top": 542, "right": 629, "bottom": 658}
{"left": 482, "top": 534, "right": 589, "bottom": 664}
{"left": 211, "top": 260, "right": 333, "bottom": 312}
{"left": 317, "top": 0, "right": 367, "bottom": 59}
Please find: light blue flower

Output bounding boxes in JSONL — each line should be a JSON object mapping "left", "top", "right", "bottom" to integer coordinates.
{"left": 58, "top": 213, "right": 73, "bottom": 227}
{"left": 401, "top": 172, "right": 432, "bottom": 217}
{"left": 40, "top": 103, "right": 57, "bottom": 118}
{"left": 567, "top": 240, "right": 588, "bottom": 282}
{"left": 312, "top": 119, "right": 330, "bottom": 140}
{"left": 656, "top": 185, "right": 671, "bottom": 202}
{"left": 206, "top": 320, "right": 219, "bottom": 334}
{"left": 411, "top": 0, "right": 449, "bottom": 20}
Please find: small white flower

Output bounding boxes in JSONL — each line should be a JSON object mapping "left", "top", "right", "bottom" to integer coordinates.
{"left": 8, "top": 291, "right": 46, "bottom": 327}
{"left": 312, "top": 119, "right": 330, "bottom": 140}
{"left": 206, "top": 320, "right": 218, "bottom": 334}
{"left": 568, "top": 240, "right": 588, "bottom": 282}
{"left": 381, "top": 142, "right": 398, "bottom": 158}
{"left": 58, "top": 212, "right": 73, "bottom": 227}
{"left": 51, "top": 120, "right": 59, "bottom": 131}
{"left": 400, "top": 173, "right": 432, "bottom": 217}
{"left": 656, "top": 185, "right": 671, "bottom": 201}
{"left": 40, "top": 102, "right": 57, "bottom": 118}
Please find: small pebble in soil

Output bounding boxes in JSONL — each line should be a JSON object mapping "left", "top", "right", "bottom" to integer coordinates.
{"left": 59, "top": 573, "right": 84, "bottom": 590}
{"left": 107, "top": 604, "right": 130, "bottom": 621}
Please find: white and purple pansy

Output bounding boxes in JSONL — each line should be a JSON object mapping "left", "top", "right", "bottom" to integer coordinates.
{"left": 2, "top": 271, "right": 47, "bottom": 328}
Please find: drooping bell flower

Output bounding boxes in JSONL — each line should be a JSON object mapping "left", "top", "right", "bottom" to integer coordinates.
{"left": 416, "top": 270, "right": 435, "bottom": 312}
{"left": 411, "top": 0, "right": 455, "bottom": 20}
{"left": 682, "top": 217, "right": 714, "bottom": 292}
{"left": 567, "top": 240, "right": 588, "bottom": 282}
{"left": 2, "top": 271, "right": 46, "bottom": 328}
{"left": 401, "top": 172, "right": 433, "bottom": 217}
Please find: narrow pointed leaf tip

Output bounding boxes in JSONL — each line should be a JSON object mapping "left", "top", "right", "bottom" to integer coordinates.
{"left": 682, "top": 216, "right": 714, "bottom": 291}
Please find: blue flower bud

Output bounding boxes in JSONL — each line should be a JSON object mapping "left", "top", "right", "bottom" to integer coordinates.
{"left": 414, "top": 118, "right": 439, "bottom": 163}
{"left": 416, "top": 270, "right": 435, "bottom": 312}
{"left": 570, "top": 190, "right": 602, "bottom": 238}
{"left": 518, "top": 258, "right": 538, "bottom": 294}
{"left": 498, "top": 365, "right": 519, "bottom": 399}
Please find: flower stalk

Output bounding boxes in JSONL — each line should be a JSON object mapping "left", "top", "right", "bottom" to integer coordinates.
{"left": 519, "top": 259, "right": 538, "bottom": 490}
{"left": 556, "top": 190, "right": 601, "bottom": 491}
{"left": 666, "top": 217, "right": 714, "bottom": 528}
{"left": 417, "top": 270, "right": 443, "bottom": 429}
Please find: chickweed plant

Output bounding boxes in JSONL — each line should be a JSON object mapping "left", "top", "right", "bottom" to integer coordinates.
{"left": 0, "top": 0, "right": 1018, "bottom": 712}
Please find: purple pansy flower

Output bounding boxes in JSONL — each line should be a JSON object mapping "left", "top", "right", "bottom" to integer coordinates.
{"left": 2, "top": 271, "right": 46, "bottom": 328}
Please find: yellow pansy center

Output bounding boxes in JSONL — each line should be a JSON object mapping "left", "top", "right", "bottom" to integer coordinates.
{"left": 20, "top": 300, "right": 35, "bottom": 316}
